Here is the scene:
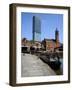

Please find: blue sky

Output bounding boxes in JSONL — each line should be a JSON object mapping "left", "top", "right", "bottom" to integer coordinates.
{"left": 21, "top": 12, "right": 63, "bottom": 43}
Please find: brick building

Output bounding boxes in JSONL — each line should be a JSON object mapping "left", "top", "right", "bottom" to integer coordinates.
{"left": 22, "top": 38, "right": 41, "bottom": 49}
{"left": 41, "top": 29, "right": 62, "bottom": 52}
{"left": 22, "top": 29, "right": 62, "bottom": 52}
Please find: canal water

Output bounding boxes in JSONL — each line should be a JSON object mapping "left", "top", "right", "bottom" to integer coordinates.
{"left": 60, "top": 58, "right": 63, "bottom": 74}
{"left": 55, "top": 58, "right": 63, "bottom": 75}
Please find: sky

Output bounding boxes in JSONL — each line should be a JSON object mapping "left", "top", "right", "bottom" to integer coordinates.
{"left": 21, "top": 12, "right": 63, "bottom": 43}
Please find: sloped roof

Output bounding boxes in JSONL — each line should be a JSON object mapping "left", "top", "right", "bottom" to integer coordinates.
{"left": 43, "top": 38, "right": 56, "bottom": 42}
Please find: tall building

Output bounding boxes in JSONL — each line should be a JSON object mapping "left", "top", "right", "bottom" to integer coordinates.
{"left": 33, "top": 16, "right": 41, "bottom": 42}
{"left": 55, "top": 28, "right": 59, "bottom": 47}
{"left": 55, "top": 28, "right": 59, "bottom": 43}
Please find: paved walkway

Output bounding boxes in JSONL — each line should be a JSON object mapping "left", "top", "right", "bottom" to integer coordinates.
{"left": 21, "top": 54, "right": 56, "bottom": 77}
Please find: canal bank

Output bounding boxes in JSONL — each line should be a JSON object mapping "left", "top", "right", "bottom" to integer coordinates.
{"left": 21, "top": 54, "right": 56, "bottom": 77}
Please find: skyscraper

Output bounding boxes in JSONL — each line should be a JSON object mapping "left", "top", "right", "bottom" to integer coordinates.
{"left": 33, "top": 16, "right": 41, "bottom": 42}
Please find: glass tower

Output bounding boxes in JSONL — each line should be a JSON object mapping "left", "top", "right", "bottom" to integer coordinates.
{"left": 33, "top": 16, "right": 41, "bottom": 42}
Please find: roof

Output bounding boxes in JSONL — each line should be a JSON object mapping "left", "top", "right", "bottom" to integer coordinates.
{"left": 43, "top": 38, "right": 56, "bottom": 42}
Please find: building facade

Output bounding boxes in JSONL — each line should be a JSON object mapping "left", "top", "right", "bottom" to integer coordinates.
{"left": 22, "top": 28, "right": 62, "bottom": 52}
{"left": 21, "top": 16, "right": 63, "bottom": 52}
{"left": 41, "top": 29, "right": 62, "bottom": 52}
{"left": 33, "top": 16, "right": 41, "bottom": 42}
{"left": 22, "top": 38, "right": 41, "bottom": 49}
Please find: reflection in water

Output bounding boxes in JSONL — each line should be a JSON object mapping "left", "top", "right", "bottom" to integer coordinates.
{"left": 55, "top": 58, "right": 63, "bottom": 75}
{"left": 39, "top": 54, "right": 63, "bottom": 75}
{"left": 60, "top": 58, "right": 63, "bottom": 74}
